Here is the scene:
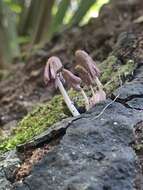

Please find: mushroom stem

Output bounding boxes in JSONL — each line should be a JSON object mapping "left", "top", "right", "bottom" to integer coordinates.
{"left": 80, "top": 89, "right": 90, "bottom": 110}
{"left": 95, "top": 76, "right": 103, "bottom": 90}
{"left": 55, "top": 77, "right": 80, "bottom": 116}
{"left": 90, "top": 85, "right": 96, "bottom": 97}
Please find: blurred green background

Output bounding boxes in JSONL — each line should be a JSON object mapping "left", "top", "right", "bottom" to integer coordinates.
{"left": 0, "top": 0, "right": 109, "bottom": 67}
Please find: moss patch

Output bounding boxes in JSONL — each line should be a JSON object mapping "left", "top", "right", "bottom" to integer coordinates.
{"left": 0, "top": 55, "right": 136, "bottom": 153}
{"left": 0, "top": 95, "right": 68, "bottom": 152}
{"left": 0, "top": 90, "right": 85, "bottom": 153}
{"left": 99, "top": 56, "right": 136, "bottom": 93}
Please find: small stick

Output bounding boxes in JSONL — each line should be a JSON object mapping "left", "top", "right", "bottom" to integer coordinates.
{"left": 94, "top": 94, "right": 120, "bottom": 119}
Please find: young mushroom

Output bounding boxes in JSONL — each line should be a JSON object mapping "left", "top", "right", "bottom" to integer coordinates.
{"left": 75, "top": 50, "right": 106, "bottom": 106}
{"left": 75, "top": 50, "right": 103, "bottom": 90}
{"left": 75, "top": 64, "right": 96, "bottom": 97}
{"left": 62, "top": 68, "right": 90, "bottom": 110}
{"left": 44, "top": 56, "right": 80, "bottom": 116}
{"left": 89, "top": 90, "right": 106, "bottom": 107}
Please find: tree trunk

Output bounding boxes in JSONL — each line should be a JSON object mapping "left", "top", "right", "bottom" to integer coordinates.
{"left": 32, "top": 0, "right": 55, "bottom": 45}
{"left": 18, "top": 0, "right": 41, "bottom": 36}
{"left": 0, "top": 1, "right": 20, "bottom": 66}
{"left": 48, "top": 0, "right": 71, "bottom": 38}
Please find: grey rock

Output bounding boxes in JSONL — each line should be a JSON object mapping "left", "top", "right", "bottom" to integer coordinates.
{"left": 127, "top": 98, "right": 143, "bottom": 109}
{"left": 114, "top": 82, "right": 143, "bottom": 99}
{"left": 12, "top": 101, "right": 143, "bottom": 190}
{"left": 2, "top": 60, "right": 143, "bottom": 190}
{"left": 0, "top": 150, "right": 20, "bottom": 190}
{"left": 133, "top": 66, "right": 143, "bottom": 82}
{"left": 1, "top": 87, "right": 143, "bottom": 190}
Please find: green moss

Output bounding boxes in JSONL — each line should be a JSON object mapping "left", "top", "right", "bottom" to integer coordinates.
{"left": 99, "top": 56, "right": 136, "bottom": 93}
{"left": 134, "top": 144, "right": 143, "bottom": 151}
{"left": 0, "top": 90, "right": 85, "bottom": 153}
{"left": 0, "top": 95, "right": 68, "bottom": 152}
{"left": 0, "top": 55, "right": 136, "bottom": 154}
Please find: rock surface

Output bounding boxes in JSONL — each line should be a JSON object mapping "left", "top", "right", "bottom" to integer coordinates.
{"left": 0, "top": 150, "right": 20, "bottom": 190}
{"left": 12, "top": 99, "right": 143, "bottom": 190}
{"left": 0, "top": 64, "right": 143, "bottom": 189}
{"left": 7, "top": 60, "right": 143, "bottom": 189}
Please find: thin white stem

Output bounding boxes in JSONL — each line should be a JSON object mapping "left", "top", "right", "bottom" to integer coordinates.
{"left": 81, "top": 89, "right": 90, "bottom": 110}
{"left": 55, "top": 77, "right": 80, "bottom": 117}
{"left": 95, "top": 77, "right": 103, "bottom": 90}
{"left": 90, "top": 85, "right": 96, "bottom": 97}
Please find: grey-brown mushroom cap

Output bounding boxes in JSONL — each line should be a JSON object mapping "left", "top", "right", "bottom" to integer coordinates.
{"left": 75, "top": 50, "right": 100, "bottom": 78}
{"left": 62, "top": 69, "right": 82, "bottom": 91}
{"left": 44, "top": 56, "right": 63, "bottom": 85}
{"left": 75, "top": 65, "right": 93, "bottom": 86}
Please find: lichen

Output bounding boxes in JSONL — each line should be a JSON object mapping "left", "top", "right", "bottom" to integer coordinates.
{"left": 0, "top": 55, "right": 136, "bottom": 153}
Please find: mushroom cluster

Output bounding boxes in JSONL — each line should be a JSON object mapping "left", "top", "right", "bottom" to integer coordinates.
{"left": 75, "top": 50, "right": 106, "bottom": 107}
{"left": 44, "top": 50, "right": 106, "bottom": 117}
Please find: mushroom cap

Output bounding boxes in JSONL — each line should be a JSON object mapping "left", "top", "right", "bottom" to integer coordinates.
{"left": 90, "top": 89, "right": 106, "bottom": 106}
{"left": 44, "top": 56, "right": 63, "bottom": 84}
{"left": 62, "top": 69, "right": 82, "bottom": 91}
{"left": 75, "top": 65, "right": 93, "bottom": 86}
{"left": 75, "top": 50, "right": 100, "bottom": 78}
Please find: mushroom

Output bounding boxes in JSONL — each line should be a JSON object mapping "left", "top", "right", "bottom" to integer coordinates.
{"left": 75, "top": 50, "right": 103, "bottom": 90}
{"left": 44, "top": 56, "right": 80, "bottom": 116}
{"left": 62, "top": 68, "right": 90, "bottom": 110}
{"left": 44, "top": 56, "right": 63, "bottom": 84}
{"left": 75, "top": 64, "right": 96, "bottom": 98}
{"left": 89, "top": 89, "right": 106, "bottom": 106}
{"left": 75, "top": 50, "right": 106, "bottom": 106}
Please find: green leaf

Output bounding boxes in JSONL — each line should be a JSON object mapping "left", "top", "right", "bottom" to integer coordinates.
{"left": 49, "top": 0, "right": 71, "bottom": 36}
{"left": 10, "top": 3, "right": 22, "bottom": 13}
{"left": 81, "top": 0, "right": 109, "bottom": 25}
{"left": 3, "top": 0, "right": 11, "bottom": 3}
{"left": 69, "top": 0, "right": 96, "bottom": 26}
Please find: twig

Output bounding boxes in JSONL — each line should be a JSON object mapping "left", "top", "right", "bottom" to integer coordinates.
{"left": 94, "top": 94, "right": 120, "bottom": 119}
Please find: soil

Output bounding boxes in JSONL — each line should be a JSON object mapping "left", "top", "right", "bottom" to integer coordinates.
{"left": 0, "top": 0, "right": 143, "bottom": 188}
{"left": 14, "top": 143, "right": 54, "bottom": 182}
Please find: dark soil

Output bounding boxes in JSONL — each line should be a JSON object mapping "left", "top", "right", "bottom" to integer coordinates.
{"left": 14, "top": 144, "right": 52, "bottom": 181}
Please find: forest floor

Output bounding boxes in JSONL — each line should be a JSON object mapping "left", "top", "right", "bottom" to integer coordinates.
{"left": 0, "top": 0, "right": 143, "bottom": 189}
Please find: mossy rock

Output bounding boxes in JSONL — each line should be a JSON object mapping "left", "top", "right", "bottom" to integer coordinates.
{"left": 100, "top": 56, "right": 136, "bottom": 93}
{"left": 0, "top": 55, "right": 136, "bottom": 153}
{"left": 0, "top": 90, "right": 85, "bottom": 153}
